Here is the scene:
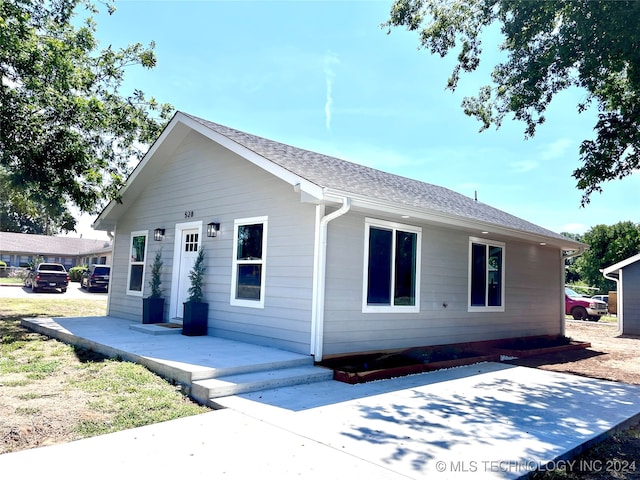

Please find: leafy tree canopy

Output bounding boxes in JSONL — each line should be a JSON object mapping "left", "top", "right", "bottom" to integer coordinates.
{"left": 384, "top": 0, "right": 640, "bottom": 205}
{"left": 0, "top": 0, "right": 173, "bottom": 234}
{"left": 0, "top": 170, "right": 75, "bottom": 233}
{"left": 565, "top": 221, "right": 640, "bottom": 292}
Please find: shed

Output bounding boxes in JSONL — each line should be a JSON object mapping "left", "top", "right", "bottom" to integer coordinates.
{"left": 603, "top": 253, "right": 640, "bottom": 335}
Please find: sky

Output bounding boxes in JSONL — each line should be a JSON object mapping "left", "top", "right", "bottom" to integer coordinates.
{"left": 67, "top": 0, "right": 639, "bottom": 241}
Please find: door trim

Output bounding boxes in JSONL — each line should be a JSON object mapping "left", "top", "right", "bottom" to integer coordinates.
{"left": 170, "top": 221, "right": 203, "bottom": 319}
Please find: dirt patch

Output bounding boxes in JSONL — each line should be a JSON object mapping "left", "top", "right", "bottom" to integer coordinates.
{"left": 321, "top": 334, "right": 589, "bottom": 384}
{"left": 509, "top": 320, "right": 640, "bottom": 385}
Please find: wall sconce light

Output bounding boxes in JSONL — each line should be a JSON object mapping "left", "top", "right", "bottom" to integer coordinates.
{"left": 153, "top": 228, "right": 165, "bottom": 241}
{"left": 207, "top": 222, "right": 220, "bottom": 238}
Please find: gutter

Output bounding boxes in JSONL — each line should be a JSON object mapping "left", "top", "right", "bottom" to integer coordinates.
{"left": 310, "top": 196, "right": 351, "bottom": 361}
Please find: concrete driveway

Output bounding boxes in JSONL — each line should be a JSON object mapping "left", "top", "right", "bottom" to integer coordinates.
{"left": 1, "top": 363, "right": 640, "bottom": 479}
{"left": 0, "top": 282, "right": 106, "bottom": 300}
{"left": 2, "top": 316, "right": 640, "bottom": 480}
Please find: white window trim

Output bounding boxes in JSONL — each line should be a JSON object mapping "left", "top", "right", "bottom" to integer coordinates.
{"left": 126, "top": 230, "right": 148, "bottom": 297}
{"left": 468, "top": 237, "right": 506, "bottom": 312}
{"left": 230, "top": 216, "right": 268, "bottom": 309}
{"left": 362, "top": 218, "right": 422, "bottom": 313}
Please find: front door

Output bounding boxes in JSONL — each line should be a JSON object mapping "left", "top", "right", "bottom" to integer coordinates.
{"left": 175, "top": 229, "right": 200, "bottom": 318}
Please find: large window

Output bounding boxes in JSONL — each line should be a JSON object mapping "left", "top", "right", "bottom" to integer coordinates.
{"left": 231, "top": 217, "right": 268, "bottom": 308}
{"left": 469, "top": 238, "right": 505, "bottom": 311}
{"left": 127, "top": 231, "right": 148, "bottom": 296}
{"left": 363, "top": 219, "right": 421, "bottom": 313}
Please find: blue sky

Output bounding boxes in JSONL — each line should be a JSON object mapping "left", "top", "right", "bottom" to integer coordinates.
{"left": 71, "top": 0, "right": 639, "bottom": 239}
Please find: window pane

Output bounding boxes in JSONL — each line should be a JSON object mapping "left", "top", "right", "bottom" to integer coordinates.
{"left": 394, "top": 231, "right": 416, "bottom": 306}
{"left": 129, "top": 265, "right": 143, "bottom": 291}
{"left": 367, "top": 227, "right": 392, "bottom": 305}
{"left": 131, "top": 236, "right": 146, "bottom": 262}
{"left": 237, "top": 224, "right": 263, "bottom": 260}
{"left": 236, "top": 264, "right": 262, "bottom": 300}
{"left": 471, "top": 243, "right": 486, "bottom": 306}
{"left": 488, "top": 246, "right": 502, "bottom": 306}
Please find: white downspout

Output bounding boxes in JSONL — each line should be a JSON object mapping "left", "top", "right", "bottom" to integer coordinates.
{"left": 310, "top": 197, "right": 351, "bottom": 361}
{"left": 603, "top": 270, "right": 622, "bottom": 333}
{"left": 105, "top": 230, "right": 115, "bottom": 316}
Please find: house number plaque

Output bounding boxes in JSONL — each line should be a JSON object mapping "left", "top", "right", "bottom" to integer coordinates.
{"left": 184, "top": 210, "right": 194, "bottom": 218}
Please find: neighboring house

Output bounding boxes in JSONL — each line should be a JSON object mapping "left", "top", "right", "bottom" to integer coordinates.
{"left": 0, "top": 232, "right": 112, "bottom": 270}
{"left": 92, "top": 112, "right": 585, "bottom": 360}
{"left": 603, "top": 253, "right": 640, "bottom": 336}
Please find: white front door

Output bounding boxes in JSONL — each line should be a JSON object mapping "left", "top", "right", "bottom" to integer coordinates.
{"left": 175, "top": 229, "right": 200, "bottom": 318}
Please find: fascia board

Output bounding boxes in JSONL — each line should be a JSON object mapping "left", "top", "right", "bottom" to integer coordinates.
{"left": 603, "top": 252, "right": 640, "bottom": 275}
{"left": 93, "top": 112, "right": 325, "bottom": 230}
{"left": 93, "top": 113, "right": 190, "bottom": 230}
{"left": 324, "top": 188, "right": 586, "bottom": 251}
{"left": 181, "top": 115, "right": 324, "bottom": 200}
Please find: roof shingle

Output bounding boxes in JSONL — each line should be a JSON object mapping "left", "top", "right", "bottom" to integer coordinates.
{"left": 0, "top": 232, "right": 111, "bottom": 256}
{"left": 184, "top": 113, "right": 572, "bottom": 243}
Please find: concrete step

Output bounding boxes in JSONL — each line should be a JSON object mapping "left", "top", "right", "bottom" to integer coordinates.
{"left": 191, "top": 365, "right": 334, "bottom": 405}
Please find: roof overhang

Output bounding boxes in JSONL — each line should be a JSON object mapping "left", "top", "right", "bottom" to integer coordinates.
{"left": 93, "top": 112, "right": 324, "bottom": 231}
{"left": 602, "top": 252, "right": 640, "bottom": 276}
{"left": 322, "top": 188, "right": 587, "bottom": 252}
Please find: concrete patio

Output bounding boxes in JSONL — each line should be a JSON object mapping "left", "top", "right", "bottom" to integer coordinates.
{"left": 3, "top": 315, "right": 640, "bottom": 479}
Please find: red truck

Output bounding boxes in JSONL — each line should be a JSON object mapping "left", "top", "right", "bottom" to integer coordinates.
{"left": 565, "top": 287, "right": 608, "bottom": 321}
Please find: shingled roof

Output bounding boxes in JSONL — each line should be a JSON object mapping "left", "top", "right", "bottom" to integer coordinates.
{"left": 183, "top": 113, "right": 574, "bottom": 244}
{"left": 0, "top": 232, "right": 111, "bottom": 256}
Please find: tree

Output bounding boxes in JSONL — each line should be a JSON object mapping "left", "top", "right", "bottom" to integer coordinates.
{"left": 0, "top": 171, "right": 75, "bottom": 234}
{"left": 561, "top": 231, "right": 583, "bottom": 285}
{"left": 573, "top": 222, "right": 640, "bottom": 292}
{"left": 384, "top": 0, "right": 640, "bottom": 205}
{"left": 0, "top": 0, "right": 173, "bottom": 233}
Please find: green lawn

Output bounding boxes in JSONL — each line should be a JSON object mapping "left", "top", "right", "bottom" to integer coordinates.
{"left": 0, "top": 299, "right": 209, "bottom": 453}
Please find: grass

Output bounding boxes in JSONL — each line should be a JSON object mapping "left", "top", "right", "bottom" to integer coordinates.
{"left": 531, "top": 425, "right": 640, "bottom": 479}
{"left": 0, "top": 277, "right": 24, "bottom": 285}
{"left": 0, "top": 298, "right": 107, "bottom": 318}
{"left": 0, "top": 299, "right": 209, "bottom": 453}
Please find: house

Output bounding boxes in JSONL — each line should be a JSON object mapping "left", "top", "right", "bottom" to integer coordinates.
{"left": 0, "top": 232, "right": 112, "bottom": 270}
{"left": 603, "top": 253, "right": 640, "bottom": 336}
{"left": 93, "top": 112, "right": 585, "bottom": 360}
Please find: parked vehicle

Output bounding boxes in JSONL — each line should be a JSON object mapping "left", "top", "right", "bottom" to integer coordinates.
{"left": 80, "top": 265, "right": 111, "bottom": 292}
{"left": 565, "top": 287, "right": 608, "bottom": 321}
{"left": 24, "top": 263, "right": 69, "bottom": 293}
{"left": 591, "top": 294, "right": 609, "bottom": 306}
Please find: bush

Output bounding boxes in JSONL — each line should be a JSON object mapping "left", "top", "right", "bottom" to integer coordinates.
{"left": 69, "top": 265, "right": 88, "bottom": 282}
{"left": 0, "top": 260, "right": 6, "bottom": 278}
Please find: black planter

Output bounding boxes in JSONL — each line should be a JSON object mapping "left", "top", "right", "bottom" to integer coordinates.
{"left": 182, "top": 301, "right": 208, "bottom": 336}
{"left": 142, "top": 297, "right": 165, "bottom": 324}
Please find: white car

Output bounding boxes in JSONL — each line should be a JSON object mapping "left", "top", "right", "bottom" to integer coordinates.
{"left": 591, "top": 294, "right": 609, "bottom": 306}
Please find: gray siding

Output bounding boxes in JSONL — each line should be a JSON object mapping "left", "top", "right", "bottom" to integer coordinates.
{"left": 322, "top": 211, "right": 563, "bottom": 356}
{"left": 107, "top": 127, "right": 565, "bottom": 358}
{"left": 108, "top": 130, "right": 317, "bottom": 354}
{"left": 622, "top": 262, "right": 640, "bottom": 335}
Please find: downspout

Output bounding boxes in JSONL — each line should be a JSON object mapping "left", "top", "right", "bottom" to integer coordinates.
{"left": 105, "top": 230, "right": 115, "bottom": 316}
{"left": 603, "top": 270, "right": 621, "bottom": 333}
{"left": 310, "top": 197, "right": 351, "bottom": 361}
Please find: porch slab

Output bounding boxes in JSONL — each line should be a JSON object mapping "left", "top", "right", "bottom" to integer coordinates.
{"left": 21, "top": 316, "right": 315, "bottom": 385}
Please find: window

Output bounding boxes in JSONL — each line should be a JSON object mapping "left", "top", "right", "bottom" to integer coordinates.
{"left": 127, "top": 231, "right": 148, "bottom": 296}
{"left": 469, "top": 238, "right": 505, "bottom": 311}
{"left": 231, "top": 217, "right": 267, "bottom": 308}
{"left": 363, "top": 219, "right": 421, "bottom": 312}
